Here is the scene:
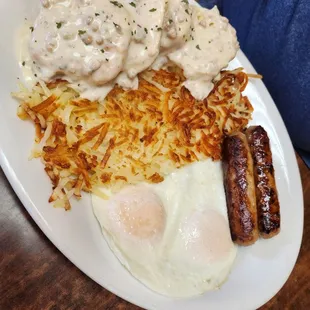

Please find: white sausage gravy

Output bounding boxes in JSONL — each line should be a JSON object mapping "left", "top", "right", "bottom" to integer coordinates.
{"left": 19, "top": 0, "right": 239, "bottom": 101}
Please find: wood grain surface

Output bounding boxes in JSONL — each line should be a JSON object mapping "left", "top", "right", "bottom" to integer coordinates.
{"left": 0, "top": 154, "right": 309, "bottom": 310}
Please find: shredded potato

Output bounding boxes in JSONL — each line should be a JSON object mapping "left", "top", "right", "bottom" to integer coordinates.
{"left": 12, "top": 66, "right": 253, "bottom": 210}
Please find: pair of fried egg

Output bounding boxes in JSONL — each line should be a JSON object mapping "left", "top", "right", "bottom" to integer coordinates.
{"left": 92, "top": 159, "right": 236, "bottom": 298}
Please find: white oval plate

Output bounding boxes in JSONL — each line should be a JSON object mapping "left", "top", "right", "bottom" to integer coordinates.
{"left": 0, "top": 1, "right": 304, "bottom": 309}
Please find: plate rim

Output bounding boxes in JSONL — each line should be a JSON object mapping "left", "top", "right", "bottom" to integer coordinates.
{"left": 0, "top": 0, "right": 304, "bottom": 306}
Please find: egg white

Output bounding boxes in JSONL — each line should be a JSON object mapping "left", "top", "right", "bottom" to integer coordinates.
{"left": 92, "top": 159, "right": 237, "bottom": 297}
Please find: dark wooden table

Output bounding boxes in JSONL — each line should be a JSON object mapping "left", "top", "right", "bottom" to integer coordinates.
{"left": 1, "top": 154, "right": 309, "bottom": 310}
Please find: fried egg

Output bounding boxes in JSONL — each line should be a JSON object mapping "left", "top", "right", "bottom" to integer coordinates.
{"left": 92, "top": 159, "right": 236, "bottom": 297}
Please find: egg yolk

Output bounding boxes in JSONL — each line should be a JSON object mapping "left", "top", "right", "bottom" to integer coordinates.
{"left": 182, "top": 209, "right": 234, "bottom": 264}
{"left": 114, "top": 187, "right": 166, "bottom": 240}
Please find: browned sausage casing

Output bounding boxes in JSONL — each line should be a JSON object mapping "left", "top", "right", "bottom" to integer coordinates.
{"left": 246, "top": 126, "right": 280, "bottom": 238}
{"left": 223, "top": 132, "right": 259, "bottom": 246}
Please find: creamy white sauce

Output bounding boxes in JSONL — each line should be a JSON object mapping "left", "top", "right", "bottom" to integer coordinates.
{"left": 117, "top": 0, "right": 166, "bottom": 89}
{"left": 17, "top": 23, "right": 38, "bottom": 88}
{"left": 29, "top": 0, "right": 132, "bottom": 99}
{"left": 73, "top": 79, "right": 115, "bottom": 101}
{"left": 19, "top": 0, "right": 239, "bottom": 101}
{"left": 160, "top": 0, "right": 191, "bottom": 53}
{"left": 168, "top": 6, "right": 239, "bottom": 100}
{"left": 152, "top": 0, "right": 191, "bottom": 71}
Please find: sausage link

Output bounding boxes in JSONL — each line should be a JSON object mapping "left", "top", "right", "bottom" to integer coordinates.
{"left": 222, "top": 132, "right": 259, "bottom": 245}
{"left": 246, "top": 126, "right": 280, "bottom": 238}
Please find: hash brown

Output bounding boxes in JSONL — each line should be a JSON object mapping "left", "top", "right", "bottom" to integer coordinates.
{"left": 13, "top": 66, "right": 253, "bottom": 209}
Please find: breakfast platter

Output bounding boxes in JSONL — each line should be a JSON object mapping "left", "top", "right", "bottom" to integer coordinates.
{"left": 0, "top": 0, "right": 303, "bottom": 309}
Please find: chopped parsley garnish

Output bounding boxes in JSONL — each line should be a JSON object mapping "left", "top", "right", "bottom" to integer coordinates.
{"left": 149, "top": 8, "right": 157, "bottom": 12}
{"left": 95, "top": 13, "right": 100, "bottom": 16}
{"left": 209, "top": 22, "right": 214, "bottom": 26}
{"left": 144, "top": 27, "right": 148, "bottom": 34}
{"left": 56, "top": 22, "right": 62, "bottom": 29}
{"left": 110, "top": 1, "right": 123, "bottom": 8}
{"left": 78, "top": 30, "right": 86, "bottom": 35}
{"left": 22, "top": 61, "right": 25, "bottom": 66}
{"left": 29, "top": 26, "right": 34, "bottom": 32}
{"left": 129, "top": 2, "right": 136, "bottom": 7}
{"left": 105, "top": 58, "right": 109, "bottom": 62}
{"left": 185, "top": 9, "right": 190, "bottom": 15}
{"left": 196, "top": 44, "right": 201, "bottom": 50}
{"left": 157, "top": 27, "right": 162, "bottom": 31}
{"left": 101, "top": 49, "right": 105, "bottom": 53}
{"left": 168, "top": 19, "right": 173, "bottom": 24}
{"left": 182, "top": 0, "right": 189, "bottom": 4}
